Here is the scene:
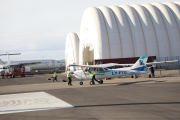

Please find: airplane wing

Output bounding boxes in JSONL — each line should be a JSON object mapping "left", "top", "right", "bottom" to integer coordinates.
{"left": 69, "top": 63, "right": 120, "bottom": 68}
{"left": 146, "top": 60, "right": 179, "bottom": 65}
{"left": 69, "top": 60, "right": 179, "bottom": 68}
{"left": 112, "top": 60, "right": 179, "bottom": 66}
{"left": 9, "top": 62, "right": 41, "bottom": 67}
{"left": 111, "top": 64, "right": 134, "bottom": 66}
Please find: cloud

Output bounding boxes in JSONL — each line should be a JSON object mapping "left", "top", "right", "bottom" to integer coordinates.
{"left": 0, "top": 28, "right": 66, "bottom": 61}
{"left": 1, "top": 49, "right": 65, "bottom": 61}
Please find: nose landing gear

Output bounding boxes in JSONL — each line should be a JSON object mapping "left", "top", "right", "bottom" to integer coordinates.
{"left": 78, "top": 80, "right": 104, "bottom": 85}
{"left": 131, "top": 75, "right": 138, "bottom": 79}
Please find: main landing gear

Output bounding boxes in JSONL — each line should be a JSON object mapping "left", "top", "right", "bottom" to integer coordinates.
{"left": 79, "top": 81, "right": 83, "bottom": 85}
{"left": 79, "top": 80, "right": 103, "bottom": 85}
{"left": 131, "top": 75, "right": 138, "bottom": 79}
{"left": 89, "top": 79, "right": 103, "bottom": 85}
{"left": 149, "top": 74, "right": 155, "bottom": 78}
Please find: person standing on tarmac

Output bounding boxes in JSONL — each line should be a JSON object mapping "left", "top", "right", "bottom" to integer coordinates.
{"left": 53, "top": 70, "right": 58, "bottom": 83}
{"left": 6, "top": 72, "right": 8, "bottom": 78}
{"left": 88, "top": 69, "right": 98, "bottom": 85}
{"left": 150, "top": 65, "right": 155, "bottom": 77}
{"left": 67, "top": 71, "right": 72, "bottom": 86}
{"left": 9, "top": 71, "right": 12, "bottom": 78}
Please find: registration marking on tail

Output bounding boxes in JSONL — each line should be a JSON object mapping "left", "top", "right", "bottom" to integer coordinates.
{"left": 0, "top": 92, "right": 73, "bottom": 114}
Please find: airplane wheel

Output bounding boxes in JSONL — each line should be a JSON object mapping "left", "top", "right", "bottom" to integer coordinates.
{"left": 89, "top": 81, "right": 95, "bottom": 85}
{"left": 149, "top": 75, "right": 151, "bottom": 78}
{"left": 100, "top": 80, "right": 103, "bottom": 84}
{"left": 136, "top": 75, "right": 138, "bottom": 78}
{"left": 131, "top": 75, "right": 134, "bottom": 78}
{"left": 80, "top": 81, "right": 83, "bottom": 85}
{"left": 89, "top": 81, "right": 93, "bottom": 85}
{"left": 135, "top": 75, "right": 138, "bottom": 79}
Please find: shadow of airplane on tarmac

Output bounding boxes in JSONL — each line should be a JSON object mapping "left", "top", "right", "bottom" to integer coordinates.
{"left": 118, "top": 80, "right": 165, "bottom": 86}
{"left": 74, "top": 102, "right": 180, "bottom": 108}
{"left": 102, "top": 80, "right": 165, "bottom": 86}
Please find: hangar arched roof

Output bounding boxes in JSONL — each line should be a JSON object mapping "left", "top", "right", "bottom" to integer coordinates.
{"left": 66, "top": 1, "right": 180, "bottom": 65}
{"left": 65, "top": 32, "right": 79, "bottom": 66}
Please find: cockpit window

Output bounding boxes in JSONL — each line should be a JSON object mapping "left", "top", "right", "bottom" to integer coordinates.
{"left": 57, "top": 61, "right": 60, "bottom": 63}
{"left": 89, "top": 68, "right": 94, "bottom": 71}
{"left": 2, "top": 67, "right": 8, "bottom": 69}
{"left": 89, "top": 68, "right": 104, "bottom": 71}
{"left": 97, "top": 68, "right": 104, "bottom": 71}
{"left": 104, "top": 68, "right": 109, "bottom": 71}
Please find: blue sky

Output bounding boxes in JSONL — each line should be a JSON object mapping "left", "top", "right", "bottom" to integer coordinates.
{"left": 0, "top": 0, "right": 175, "bottom": 61}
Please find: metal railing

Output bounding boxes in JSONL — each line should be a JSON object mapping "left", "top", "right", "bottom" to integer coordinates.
{"left": 155, "top": 56, "right": 180, "bottom": 70}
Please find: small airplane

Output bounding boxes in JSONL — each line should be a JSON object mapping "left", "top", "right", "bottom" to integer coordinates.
{"left": 0, "top": 52, "right": 41, "bottom": 77}
{"left": 68, "top": 56, "right": 179, "bottom": 85}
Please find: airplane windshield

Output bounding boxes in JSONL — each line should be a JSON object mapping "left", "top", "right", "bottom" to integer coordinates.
{"left": 104, "top": 68, "right": 109, "bottom": 71}
{"left": 97, "top": 68, "right": 104, "bottom": 71}
{"left": 3, "top": 67, "right": 7, "bottom": 69}
{"left": 89, "top": 68, "right": 104, "bottom": 71}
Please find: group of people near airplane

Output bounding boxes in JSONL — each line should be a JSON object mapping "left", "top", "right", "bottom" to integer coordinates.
{"left": 66, "top": 69, "right": 97, "bottom": 86}
{"left": 65, "top": 56, "right": 179, "bottom": 86}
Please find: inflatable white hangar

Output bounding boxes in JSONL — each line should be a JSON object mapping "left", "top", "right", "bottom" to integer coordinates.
{"left": 66, "top": 1, "right": 180, "bottom": 68}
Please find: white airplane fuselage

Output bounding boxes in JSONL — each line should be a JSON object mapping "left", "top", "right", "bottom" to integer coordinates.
{"left": 74, "top": 67, "right": 146, "bottom": 80}
{"left": 3, "top": 59, "right": 65, "bottom": 71}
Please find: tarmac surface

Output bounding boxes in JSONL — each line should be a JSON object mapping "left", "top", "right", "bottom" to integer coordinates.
{"left": 0, "top": 73, "right": 180, "bottom": 120}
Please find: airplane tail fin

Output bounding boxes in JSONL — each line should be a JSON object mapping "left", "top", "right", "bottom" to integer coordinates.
{"left": 131, "top": 56, "right": 148, "bottom": 71}
{"left": 0, "top": 52, "right": 21, "bottom": 65}
{"left": 0, "top": 59, "right": 5, "bottom": 65}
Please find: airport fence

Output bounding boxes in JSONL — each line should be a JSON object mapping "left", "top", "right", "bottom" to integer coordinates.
{"left": 155, "top": 56, "right": 180, "bottom": 70}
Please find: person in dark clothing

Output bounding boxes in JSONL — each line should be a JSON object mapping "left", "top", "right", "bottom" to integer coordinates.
{"left": 88, "top": 70, "right": 101, "bottom": 85}
{"left": 67, "top": 71, "right": 72, "bottom": 85}
{"left": 53, "top": 70, "right": 58, "bottom": 82}
{"left": 150, "top": 65, "right": 155, "bottom": 77}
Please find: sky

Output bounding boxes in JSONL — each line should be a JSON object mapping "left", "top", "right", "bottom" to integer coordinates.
{"left": 0, "top": 0, "right": 176, "bottom": 61}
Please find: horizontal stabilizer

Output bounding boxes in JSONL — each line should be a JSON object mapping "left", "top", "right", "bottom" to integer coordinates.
{"left": 0, "top": 52, "right": 21, "bottom": 65}
{"left": 0, "top": 53, "right": 21, "bottom": 56}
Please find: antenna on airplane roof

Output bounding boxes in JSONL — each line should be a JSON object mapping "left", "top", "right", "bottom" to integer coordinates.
{"left": 0, "top": 52, "right": 21, "bottom": 65}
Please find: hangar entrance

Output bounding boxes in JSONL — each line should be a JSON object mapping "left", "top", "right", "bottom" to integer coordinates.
{"left": 83, "top": 46, "right": 94, "bottom": 65}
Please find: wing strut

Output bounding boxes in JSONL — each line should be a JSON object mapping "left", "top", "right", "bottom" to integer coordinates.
{"left": 81, "top": 67, "right": 88, "bottom": 79}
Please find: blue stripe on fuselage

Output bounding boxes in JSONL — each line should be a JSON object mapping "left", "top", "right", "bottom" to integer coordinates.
{"left": 131, "top": 66, "right": 145, "bottom": 71}
{"left": 98, "top": 70, "right": 117, "bottom": 73}
{"left": 69, "top": 64, "right": 79, "bottom": 66}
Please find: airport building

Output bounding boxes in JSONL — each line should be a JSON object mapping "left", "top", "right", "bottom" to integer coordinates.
{"left": 65, "top": 1, "right": 180, "bottom": 68}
